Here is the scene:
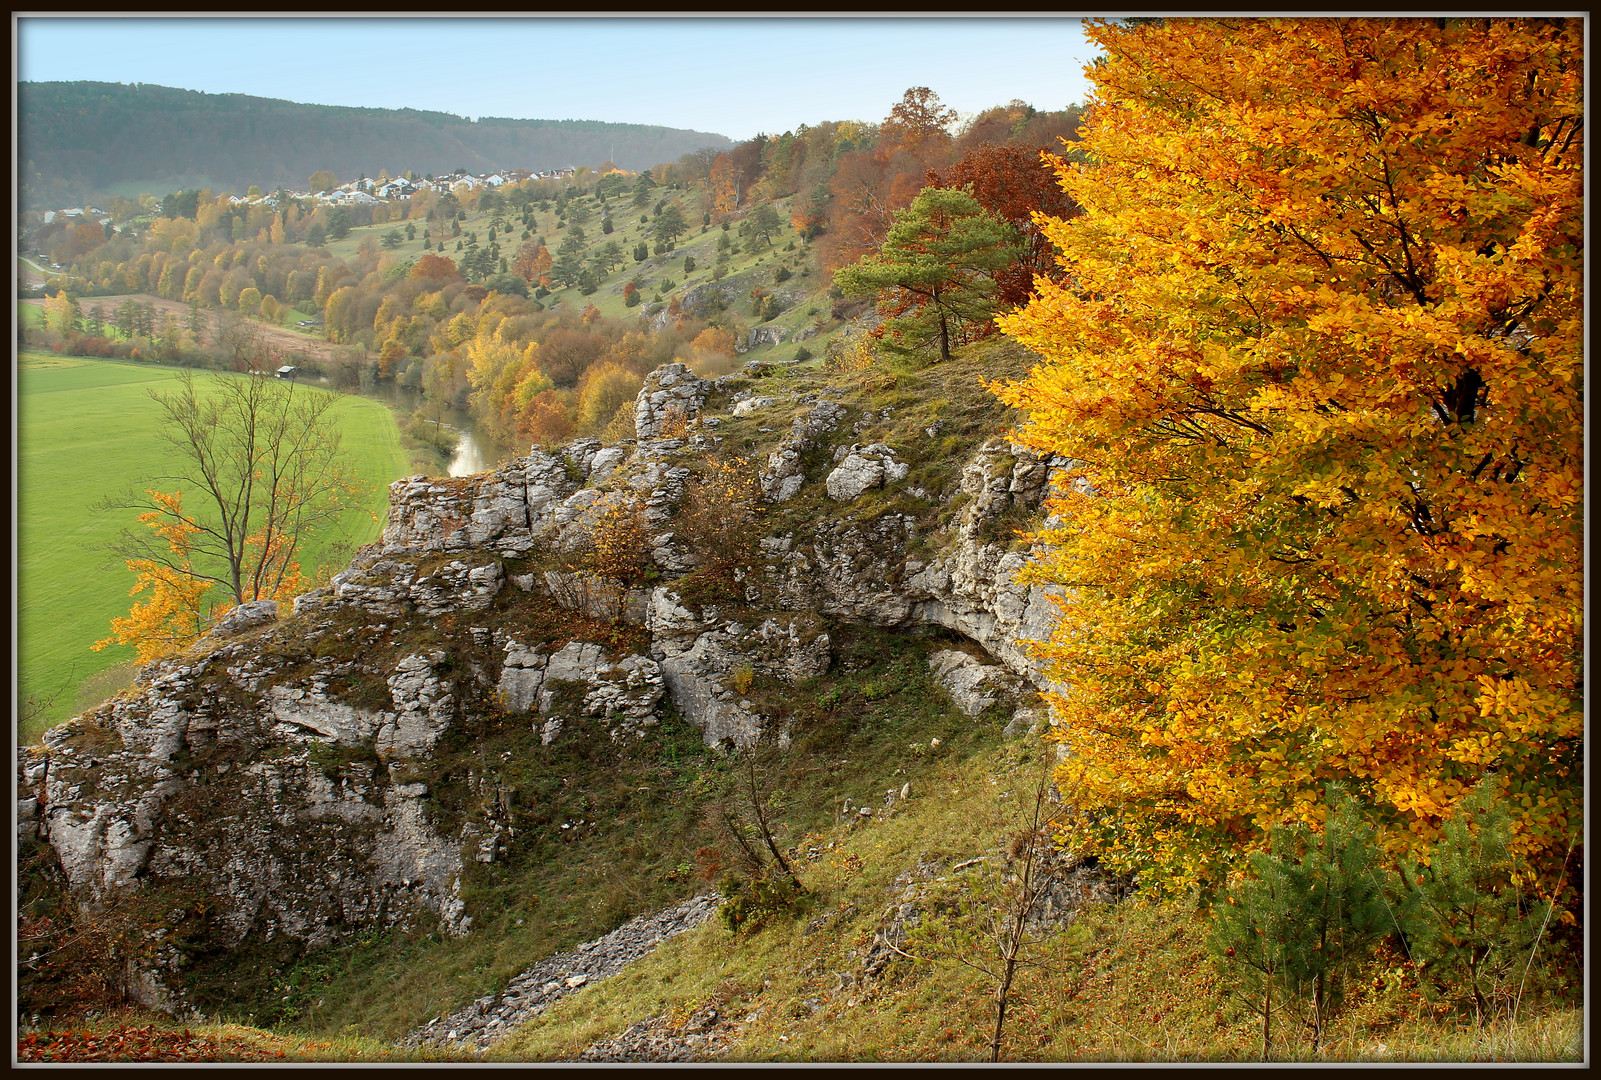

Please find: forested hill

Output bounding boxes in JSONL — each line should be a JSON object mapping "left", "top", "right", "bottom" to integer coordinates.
{"left": 18, "top": 81, "right": 734, "bottom": 204}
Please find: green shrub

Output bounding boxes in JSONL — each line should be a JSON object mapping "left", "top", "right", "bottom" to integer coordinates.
{"left": 717, "top": 871, "right": 805, "bottom": 935}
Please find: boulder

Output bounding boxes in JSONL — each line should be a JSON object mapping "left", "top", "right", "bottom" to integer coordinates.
{"left": 927, "top": 649, "right": 1026, "bottom": 718}
{"left": 825, "top": 444, "right": 909, "bottom": 502}
{"left": 205, "top": 600, "right": 278, "bottom": 639}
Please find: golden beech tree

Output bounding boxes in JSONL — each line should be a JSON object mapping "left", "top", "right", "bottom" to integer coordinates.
{"left": 993, "top": 17, "right": 1582, "bottom": 894}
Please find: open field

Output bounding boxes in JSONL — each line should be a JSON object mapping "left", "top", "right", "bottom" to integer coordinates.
{"left": 16, "top": 352, "right": 410, "bottom": 742}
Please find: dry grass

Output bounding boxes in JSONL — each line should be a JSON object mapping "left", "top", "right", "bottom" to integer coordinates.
{"left": 484, "top": 732, "right": 1583, "bottom": 1064}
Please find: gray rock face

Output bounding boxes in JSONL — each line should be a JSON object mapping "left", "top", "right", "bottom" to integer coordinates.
{"left": 759, "top": 398, "right": 846, "bottom": 502}
{"left": 902, "top": 440, "right": 1069, "bottom": 678}
{"left": 776, "top": 514, "right": 920, "bottom": 625}
{"left": 632, "top": 363, "right": 711, "bottom": 439}
{"left": 204, "top": 600, "right": 278, "bottom": 639}
{"left": 926, "top": 650, "right": 1027, "bottom": 718}
{"left": 29, "top": 362, "right": 1074, "bottom": 1013}
{"left": 267, "top": 683, "right": 382, "bottom": 744}
{"left": 379, "top": 652, "right": 459, "bottom": 758}
{"left": 497, "top": 640, "right": 665, "bottom": 741}
{"left": 646, "top": 590, "right": 765, "bottom": 748}
{"left": 38, "top": 676, "right": 470, "bottom": 963}
{"left": 381, "top": 452, "right": 578, "bottom": 556}
{"left": 745, "top": 325, "right": 787, "bottom": 350}
{"left": 644, "top": 588, "right": 832, "bottom": 749}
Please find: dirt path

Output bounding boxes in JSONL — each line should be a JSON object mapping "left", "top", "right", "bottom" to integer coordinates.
{"left": 18, "top": 294, "right": 342, "bottom": 365}
{"left": 18, "top": 256, "right": 50, "bottom": 288}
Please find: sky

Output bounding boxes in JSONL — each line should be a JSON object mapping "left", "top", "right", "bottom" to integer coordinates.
{"left": 15, "top": 15, "right": 1102, "bottom": 142}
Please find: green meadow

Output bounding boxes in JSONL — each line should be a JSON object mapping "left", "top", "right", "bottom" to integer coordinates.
{"left": 16, "top": 353, "right": 409, "bottom": 742}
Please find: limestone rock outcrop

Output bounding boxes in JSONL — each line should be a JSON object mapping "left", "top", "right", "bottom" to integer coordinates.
{"left": 926, "top": 649, "right": 1027, "bottom": 718}
{"left": 498, "top": 640, "right": 665, "bottom": 741}
{"left": 27, "top": 359, "right": 1069, "bottom": 1011}
{"left": 632, "top": 363, "right": 711, "bottom": 439}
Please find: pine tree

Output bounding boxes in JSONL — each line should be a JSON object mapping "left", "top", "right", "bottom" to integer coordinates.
{"left": 1397, "top": 781, "right": 1555, "bottom": 1023}
{"left": 1207, "top": 790, "right": 1397, "bottom": 1058}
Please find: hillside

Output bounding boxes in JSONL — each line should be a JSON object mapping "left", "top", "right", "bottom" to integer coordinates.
{"left": 18, "top": 81, "right": 734, "bottom": 206}
{"left": 15, "top": 27, "right": 1584, "bottom": 1063}
{"left": 15, "top": 87, "right": 1083, "bottom": 780}
{"left": 16, "top": 346, "right": 1582, "bottom": 1064}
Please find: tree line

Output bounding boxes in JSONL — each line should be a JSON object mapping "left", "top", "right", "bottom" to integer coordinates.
{"left": 19, "top": 80, "right": 734, "bottom": 204}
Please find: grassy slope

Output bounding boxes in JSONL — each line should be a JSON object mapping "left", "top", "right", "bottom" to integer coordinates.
{"left": 33, "top": 725, "right": 1582, "bottom": 1063}
{"left": 336, "top": 187, "right": 832, "bottom": 365}
{"left": 18, "top": 187, "right": 1582, "bottom": 1063}
{"left": 16, "top": 337, "right": 1583, "bottom": 1062}
{"left": 486, "top": 737, "right": 1581, "bottom": 1063}
{"left": 16, "top": 353, "right": 409, "bottom": 741}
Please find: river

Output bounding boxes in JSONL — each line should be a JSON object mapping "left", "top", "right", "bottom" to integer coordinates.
{"left": 334, "top": 379, "right": 518, "bottom": 478}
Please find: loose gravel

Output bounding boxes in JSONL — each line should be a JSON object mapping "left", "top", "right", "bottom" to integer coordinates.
{"left": 403, "top": 892, "right": 719, "bottom": 1055}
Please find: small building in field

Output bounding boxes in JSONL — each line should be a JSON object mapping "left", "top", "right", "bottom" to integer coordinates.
{"left": 275, "top": 365, "right": 299, "bottom": 380}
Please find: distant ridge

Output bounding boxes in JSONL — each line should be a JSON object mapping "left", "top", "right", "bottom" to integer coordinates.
{"left": 19, "top": 81, "right": 735, "bottom": 203}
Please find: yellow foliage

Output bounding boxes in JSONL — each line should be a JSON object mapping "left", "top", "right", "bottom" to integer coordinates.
{"left": 93, "top": 491, "right": 215, "bottom": 664}
{"left": 574, "top": 361, "right": 643, "bottom": 436}
{"left": 825, "top": 331, "right": 878, "bottom": 376}
{"left": 674, "top": 453, "right": 764, "bottom": 572}
{"left": 577, "top": 496, "right": 653, "bottom": 585}
{"left": 993, "top": 17, "right": 1583, "bottom": 892}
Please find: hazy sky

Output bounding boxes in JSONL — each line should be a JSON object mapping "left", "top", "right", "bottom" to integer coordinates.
{"left": 15, "top": 15, "right": 1101, "bottom": 141}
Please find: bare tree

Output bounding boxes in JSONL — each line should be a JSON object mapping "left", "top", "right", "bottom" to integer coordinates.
{"left": 104, "top": 362, "right": 366, "bottom": 610}
{"left": 900, "top": 750, "right": 1083, "bottom": 1062}
{"left": 708, "top": 748, "right": 802, "bottom": 891}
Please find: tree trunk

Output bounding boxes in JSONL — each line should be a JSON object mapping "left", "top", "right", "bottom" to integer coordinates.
{"left": 1261, "top": 977, "right": 1272, "bottom": 1061}
{"left": 990, "top": 953, "right": 1018, "bottom": 1063}
{"left": 1312, "top": 969, "right": 1323, "bottom": 1055}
